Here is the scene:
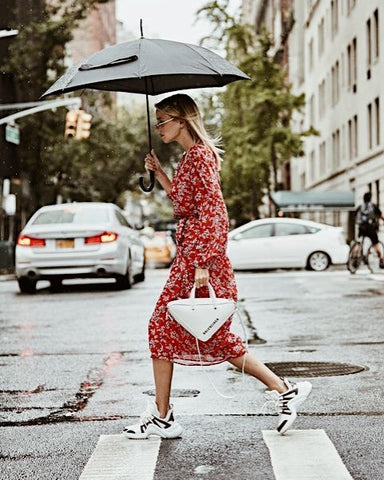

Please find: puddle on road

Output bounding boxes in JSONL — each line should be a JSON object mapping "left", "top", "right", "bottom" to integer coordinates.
{"left": 194, "top": 465, "right": 216, "bottom": 474}
{"left": 143, "top": 388, "right": 200, "bottom": 398}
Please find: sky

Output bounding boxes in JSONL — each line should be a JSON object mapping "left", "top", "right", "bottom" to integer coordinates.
{"left": 116, "top": 0, "right": 240, "bottom": 45}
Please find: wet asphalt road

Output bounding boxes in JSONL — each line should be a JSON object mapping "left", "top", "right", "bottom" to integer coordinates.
{"left": 1, "top": 267, "right": 384, "bottom": 479}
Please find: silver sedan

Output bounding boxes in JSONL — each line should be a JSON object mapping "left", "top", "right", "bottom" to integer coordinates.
{"left": 15, "top": 202, "right": 145, "bottom": 293}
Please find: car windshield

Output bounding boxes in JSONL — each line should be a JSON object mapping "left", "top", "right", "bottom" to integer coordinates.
{"left": 31, "top": 206, "right": 110, "bottom": 225}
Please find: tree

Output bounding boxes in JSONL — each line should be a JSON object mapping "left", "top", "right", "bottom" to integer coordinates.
{"left": 198, "top": 1, "right": 316, "bottom": 225}
{"left": 1, "top": 0, "right": 181, "bottom": 223}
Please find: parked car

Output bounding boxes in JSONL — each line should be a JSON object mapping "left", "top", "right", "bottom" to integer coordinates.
{"left": 15, "top": 202, "right": 145, "bottom": 293}
{"left": 144, "top": 230, "right": 176, "bottom": 267}
{"left": 227, "top": 217, "right": 349, "bottom": 272}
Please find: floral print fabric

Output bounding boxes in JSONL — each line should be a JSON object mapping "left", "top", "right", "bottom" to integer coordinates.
{"left": 148, "top": 144, "right": 247, "bottom": 365}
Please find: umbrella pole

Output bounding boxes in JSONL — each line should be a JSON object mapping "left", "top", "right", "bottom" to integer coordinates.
{"left": 139, "top": 23, "right": 155, "bottom": 193}
{"left": 139, "top": 92, "right": 155, "bottom": 192}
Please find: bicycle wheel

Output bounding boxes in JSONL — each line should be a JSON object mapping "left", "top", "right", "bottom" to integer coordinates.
{"left": 347, "top": 241, "right": 361, "bottom": 274}
{"left": 367, "top": 241, "right": 384, "bottom": 273}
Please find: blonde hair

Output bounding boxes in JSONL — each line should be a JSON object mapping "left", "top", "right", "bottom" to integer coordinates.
{"left": 155, "top": 93, "right": 223, "bottom": 168}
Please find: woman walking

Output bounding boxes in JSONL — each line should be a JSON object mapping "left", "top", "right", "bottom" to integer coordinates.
{"left": 123, "top": 94, "right": 311, "bottom": 439}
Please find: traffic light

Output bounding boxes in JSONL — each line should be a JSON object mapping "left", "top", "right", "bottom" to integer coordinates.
{"left": 64, "top": 110, "right": 79, "bottom": 138}
{"left": 75, "top": 110, "right": 92, "bottom": 139}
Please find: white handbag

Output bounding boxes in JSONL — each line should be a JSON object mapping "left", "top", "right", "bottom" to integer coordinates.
{"left": 167, "top": 283, "right": 236, "bottom": 342}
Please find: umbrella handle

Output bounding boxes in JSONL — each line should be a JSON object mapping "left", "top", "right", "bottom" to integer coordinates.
{"left": 139, "top": 171, "right": 155, "bottom": 192}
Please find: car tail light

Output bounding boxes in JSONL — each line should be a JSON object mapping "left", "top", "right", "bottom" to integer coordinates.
{"left": 17, "top": 235, "right": 46, "bottom": 247}
{"left": 85, "top": 232, "right": 118, "bottom": 244}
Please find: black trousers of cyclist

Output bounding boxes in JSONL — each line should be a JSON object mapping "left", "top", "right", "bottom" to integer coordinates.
{"left": 358, "top": 225, "right": 379, "bottom": 246}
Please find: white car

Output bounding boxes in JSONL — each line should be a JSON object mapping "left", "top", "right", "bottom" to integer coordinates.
{"left": 15, "top": 202, "right": 145, "bottom": 293}
{"left": 227, "top": 217, "right": 349, "bottom": 271}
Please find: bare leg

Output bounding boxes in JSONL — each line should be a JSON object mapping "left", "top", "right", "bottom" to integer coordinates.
{"left": 352, "top": 243, "right": 361, "bottom": 256}
{"left": 229, "top": 353, "right": 287, "bottom": 394}
{"left": 373, "top": 242, "right": 383, "bottom": 259}
{"left": 152, "top": 358, "right": 174, "bottom": 417}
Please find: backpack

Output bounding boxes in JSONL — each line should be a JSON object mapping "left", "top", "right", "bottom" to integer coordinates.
{"left": 357, "top": 202, "right": 378, "bottom": 227}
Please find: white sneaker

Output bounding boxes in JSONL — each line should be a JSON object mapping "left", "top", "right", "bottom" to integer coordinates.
{"left": 266, "top": 378, "right": 312, "bottom": 435}
{"left": 123, "top": 401, "right": 183, "bottom": 439}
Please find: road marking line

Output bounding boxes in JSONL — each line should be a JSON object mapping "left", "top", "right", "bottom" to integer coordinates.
{"left": 79, "top": 435, "right": 161, "bottom": 480}
{"left": 262, "top": 429, "right": 353, "bottom": 480}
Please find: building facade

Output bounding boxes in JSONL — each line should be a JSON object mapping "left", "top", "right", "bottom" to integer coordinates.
{"left": 243, "top": 0, "right": 383, "bottom": 237}
{"left": 290, "top": 0, "right": 383, "bottom": 229}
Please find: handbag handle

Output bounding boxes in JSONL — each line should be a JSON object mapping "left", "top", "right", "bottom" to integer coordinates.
{"left": 189, "top": 282, "right": 217, "bottom": 309}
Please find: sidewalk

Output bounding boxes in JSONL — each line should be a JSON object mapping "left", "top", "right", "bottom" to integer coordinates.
{"left": 0, "top": 272, "right": 15, "bottom": 281}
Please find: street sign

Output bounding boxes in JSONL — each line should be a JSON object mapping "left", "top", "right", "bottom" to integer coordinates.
{"left": 5, "top": 123, "right": 20, "bottom": 145}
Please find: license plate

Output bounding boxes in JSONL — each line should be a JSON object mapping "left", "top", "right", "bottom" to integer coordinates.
{"left": 56, "top": 239, "right": 74, "bottom": 248}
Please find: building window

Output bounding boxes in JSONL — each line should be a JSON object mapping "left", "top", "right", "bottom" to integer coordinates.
{"left": 375, "top": 97, "right": 380, "bottom": 146}
{"left": 332, "top": 60, "right": 340, "bottom": 105}
{"left": 318, "top": 79, "right": 326, "bottom": 118}
{"left": 331, "top": 0, "right": 339, "bottom": 38}
{"left": 318, "top": 17, "right": 325, "bottom": 56}
{"left": 332, "top": 129, "right": 340, "bottom": 168}
{"left": 347, "top": 38, "right": 357, "bottom": 92}
{"left": 300, "top": 172, "right": 306, "bottom": 189}
{"left": 353, "top": 115, "right": 358, "bottom": 157}
{"left": 373, "top": 9, "right": 379, "bottom": 59}
{"left": 310, "top": 150, "right": 315, "bottom": 182}
{"left": 367, "top": 18, "right": 372, "bottom": 79}
{"left": 309, "top": 94, "right": 315, "bottom": 126}
{"left": 368, "top": 103, "right": 373, "bottom": 149}
{"left": 341, "top": 124, "right": 346, "bottom": 161}
{"left": 308, "top": 38, "right": 314, "bottom": 71}
{"left": 347, "top": 0, "right": 356, "bottom": 15}
{"left": 348, "top": 115, "right": 358, "bottom": 159}
{"left": 319, "top": 141, "right": 326, "bottom": 175}
{"left": 368, "top": 97, "right": 381, "bottom": 149}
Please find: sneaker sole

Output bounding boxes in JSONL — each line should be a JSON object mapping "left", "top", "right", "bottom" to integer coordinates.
{"left": 124, "top": 422, "right": 183, "bottom": 440}
{"left": 277, "top": 382, "right": 312, "bottom": 435}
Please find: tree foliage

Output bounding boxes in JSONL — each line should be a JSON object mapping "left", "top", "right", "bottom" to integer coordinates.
{"left": 198, "top": 0, "right": 316, "bottom": 225}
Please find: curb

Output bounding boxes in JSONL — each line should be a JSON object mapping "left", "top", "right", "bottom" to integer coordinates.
{"left": 0, "top": 274, "right": 16, "bottom": 282}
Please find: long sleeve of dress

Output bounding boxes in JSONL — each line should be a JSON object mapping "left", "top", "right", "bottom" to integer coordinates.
{"left": 188, "top": 147, "right": 229, "bottom": 270}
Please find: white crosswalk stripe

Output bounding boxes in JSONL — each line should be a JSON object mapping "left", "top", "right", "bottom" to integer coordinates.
{"left": 79, "top": 435, "right": 161, "bottom": 480}
{"left": 80, "top": 429, "right": 353, "bottom": 479}
{"left": 262, "top": 429, "right": 353, "bottom": 480}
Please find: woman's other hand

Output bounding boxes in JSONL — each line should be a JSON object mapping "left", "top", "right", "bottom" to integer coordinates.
{"left": 195, "top": 268, "right": 209, "bottom": 288}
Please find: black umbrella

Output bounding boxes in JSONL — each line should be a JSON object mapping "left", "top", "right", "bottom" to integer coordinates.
{"left": 42, "top": 22, "right": 250, "bottom": 191}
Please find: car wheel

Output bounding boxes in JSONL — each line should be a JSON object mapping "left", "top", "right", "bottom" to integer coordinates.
{"left": 307, "top": 251, "right": 330, "bottom": 271}
{"left": 115, "top": 258, "right": 133, "bottom": 290}
{"left": 134, "top": 258, "right": 146, "bottom": 283}
{"left": 50, "top": 279, "right": 63, "bottom": 292}
{"left": 17, "top": 277, "right": 37, "bottom": 294}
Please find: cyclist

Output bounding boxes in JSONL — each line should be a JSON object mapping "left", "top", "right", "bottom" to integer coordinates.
{"left": 352, "top": 192, "right": 384, "bottom": 269}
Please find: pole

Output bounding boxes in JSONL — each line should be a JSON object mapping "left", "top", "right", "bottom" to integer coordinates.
{"left": 138, "top": 92, "right": 155, "bottom": 192}
{"left": 0, "top": 98, "right": 82, "bottom": 126}
{"left": 138, "top": 20, "right": 155, "bottom": 193}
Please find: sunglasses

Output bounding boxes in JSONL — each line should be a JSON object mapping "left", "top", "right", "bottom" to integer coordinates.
{"left": 154, "top": 117, "right": 176, "bottom": 129}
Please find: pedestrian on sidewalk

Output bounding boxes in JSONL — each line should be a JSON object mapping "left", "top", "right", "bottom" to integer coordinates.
{"left": 123, "top": 93, "right": 311, "bottom": 439}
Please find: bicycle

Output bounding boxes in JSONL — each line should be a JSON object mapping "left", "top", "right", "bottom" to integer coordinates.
{"left": 347, "top": 236, "right": 384, "bottom": 274}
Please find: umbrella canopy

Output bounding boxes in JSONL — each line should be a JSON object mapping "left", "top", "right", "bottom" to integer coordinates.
{"left": 42, "top": 35, "right": 250, "bottom": 191}
{"left": 42, "top": 37, "right": 249, "bottom": 97}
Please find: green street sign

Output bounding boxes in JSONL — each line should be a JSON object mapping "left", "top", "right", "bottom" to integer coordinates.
{"left": 5, "top": 123, "right": 20, "bottom": 145}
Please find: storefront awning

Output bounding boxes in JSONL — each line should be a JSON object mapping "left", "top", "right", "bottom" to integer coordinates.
{"left": 270, "top": 190, "right": 355, "bottom": 212}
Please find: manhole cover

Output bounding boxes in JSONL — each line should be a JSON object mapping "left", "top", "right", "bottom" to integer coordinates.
{"left": 265, "top": 361, "right": 367, "bottom": 377}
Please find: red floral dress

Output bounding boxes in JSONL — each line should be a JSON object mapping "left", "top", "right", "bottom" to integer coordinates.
{"left": 148, "top": 144, "right": 246, "bottom": 365}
